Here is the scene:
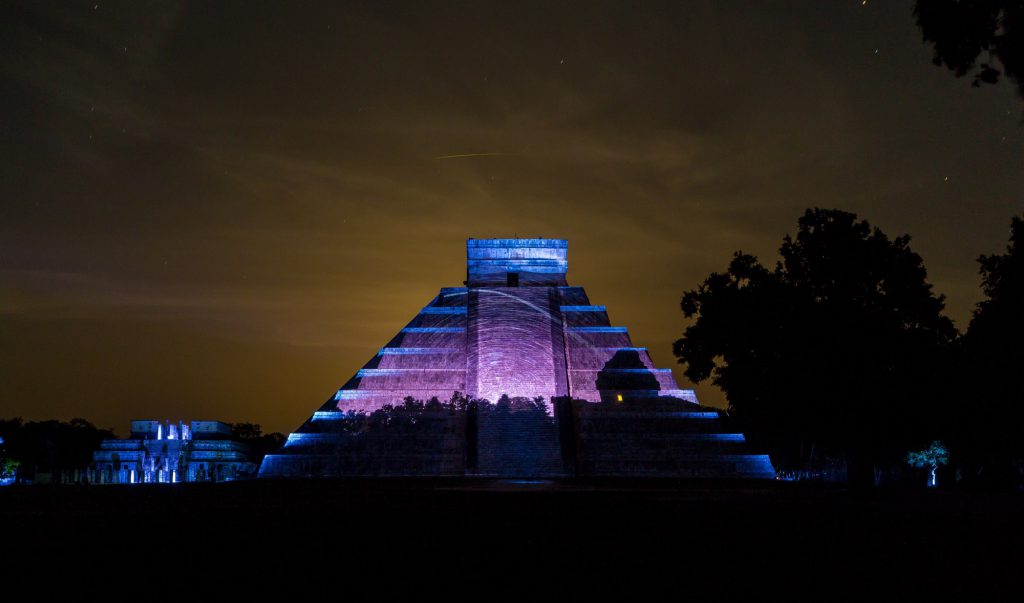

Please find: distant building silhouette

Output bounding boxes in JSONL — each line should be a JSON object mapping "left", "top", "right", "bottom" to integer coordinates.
{"left": 91, "top": 420, "right": 256, "bottom": 484}
{"left": 261, "top": 238, "right": 774, "bottom": 479}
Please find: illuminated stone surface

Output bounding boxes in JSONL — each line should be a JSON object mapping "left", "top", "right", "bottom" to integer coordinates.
{"left": 260, "top": 239, "right": 774, "bottom": 478}
{"left": 91, "top": 420, "right": 257, "bottom": 484}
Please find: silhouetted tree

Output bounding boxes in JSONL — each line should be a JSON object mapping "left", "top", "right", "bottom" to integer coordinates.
{"left": 915, "top": 1, "right": 1024, "bottom": 99}
{"left": 248, "top": 432, "right": 286, "bottom": 461}
{"left": 955, "top": 213, "right": 1024, "bottom": 487}
{"left": 674, "top": 209, "right": 956, "bottom": 486}
{"left": 233, "top": 423, "right": 288, "bottom": 460}
{"left": 231, "top": 422, "right": 263, "bottom": 440}
{"left": 0, "top": 417, "right": 115, "bottom": 482}
{"left": 230, "top": 422, "right": 285, "bottom": 463}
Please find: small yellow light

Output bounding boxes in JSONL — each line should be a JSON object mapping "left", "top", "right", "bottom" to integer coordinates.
{"left": 616, "top": 394, "right": 623, "bottom": 402}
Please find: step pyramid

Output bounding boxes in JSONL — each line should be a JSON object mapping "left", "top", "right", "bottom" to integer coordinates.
{"left": 259, "top": 238, "right": 775, "bottom": 479}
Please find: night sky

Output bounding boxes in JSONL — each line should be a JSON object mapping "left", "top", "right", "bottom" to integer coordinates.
{"left": 2, "top": 1, "right": 1022, "bottom": 435}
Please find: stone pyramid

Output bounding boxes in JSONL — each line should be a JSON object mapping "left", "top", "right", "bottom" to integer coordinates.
{"left": 259, "top": 238, "right": 775, "bottom": 479}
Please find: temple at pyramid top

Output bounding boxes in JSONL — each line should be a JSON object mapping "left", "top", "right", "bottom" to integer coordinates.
{"left": 466, "top": 238, "right": 568, "bottom": 286}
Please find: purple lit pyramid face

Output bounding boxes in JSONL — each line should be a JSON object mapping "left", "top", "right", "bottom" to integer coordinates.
{"left": 324, "top": 238, "right": 696, "bottom": 414}
{"left": 260, "top": 238, "right": 776, "bottom": 479}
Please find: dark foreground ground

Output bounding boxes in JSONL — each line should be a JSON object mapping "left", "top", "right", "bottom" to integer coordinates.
{"left": 1, "top": 478, "right": 1021, "bottom": 596}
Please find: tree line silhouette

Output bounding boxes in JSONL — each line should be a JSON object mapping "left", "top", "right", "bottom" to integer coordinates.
{"left": 674, "top": 208, "right": 1024, "bottom": 489}
{"left": 0, "top": 418, "right": 114, "bottom": 483}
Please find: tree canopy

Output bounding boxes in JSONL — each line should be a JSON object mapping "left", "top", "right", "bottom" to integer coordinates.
{"left": 230, "top": 422, "right": 285, "bottom": 462}
{"left": 915, "top": 1, "right": 1024, "bottom": 99}
{"left": 674, "top": 209, "right": 955, "bottom": 484}
{"left": 0, "top": 418, "right": 115, "bottom": 480}
{"left": 955, "top": 214, "right": 1024, "bottom": 483}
